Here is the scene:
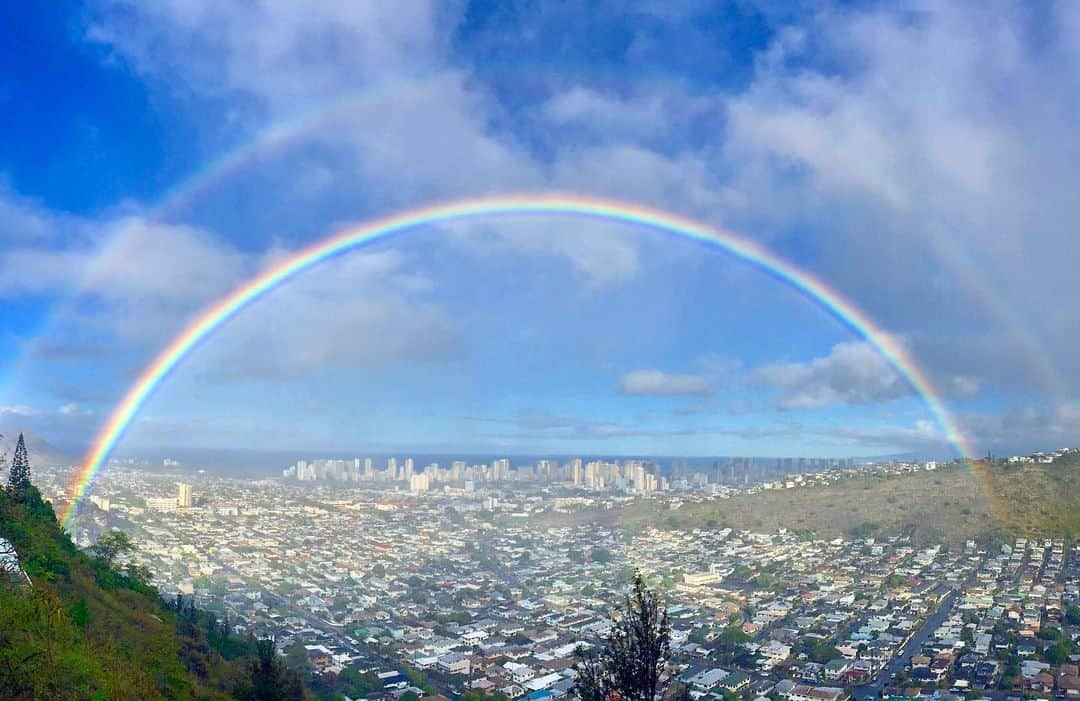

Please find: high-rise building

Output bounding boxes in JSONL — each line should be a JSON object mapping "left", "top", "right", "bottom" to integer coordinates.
{"left": 177, "top": 482, "right": 193, "bottom": 508}
{"left": 584, "top": 461, "right": 598, "bottom": 489}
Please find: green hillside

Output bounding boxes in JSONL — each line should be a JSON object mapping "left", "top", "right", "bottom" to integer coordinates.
{"left": 0, "top": 480, "right": 306, "bottom": 700}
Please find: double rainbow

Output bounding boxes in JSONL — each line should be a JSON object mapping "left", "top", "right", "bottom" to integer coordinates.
{"left": 61, "top": 194, "right": 973, "bottom": 527}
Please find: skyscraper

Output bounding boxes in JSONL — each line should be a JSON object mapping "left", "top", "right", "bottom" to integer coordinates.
{"left": 570, "top": 459, "right": 583, "bottom": 486}
{"left": 177, "top": 482, "right": 193, "bottom": 508}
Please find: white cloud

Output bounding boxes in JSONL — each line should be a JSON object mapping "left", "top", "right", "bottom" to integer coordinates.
{"left": 617, "top": 369, "right": 713, "bottom": 396}
{"left": 752, "top": 341, "right": 909, "bottom": 409}
{"left": 2, "top": 189, "right": 463, "bottom": 387}
{"left": 960, "top": 400, "right": 1080, "bottom": 453}
{"left": 949, "top": 375, "right": 982, "bottom": 399}
{"left": 0, "top": 405, "right": 37, "bottom": 417}
{"left": 751, "top": 340, "right": 984, "bottom": 410}
{"left": 722, "top": 2, "right": 1080, "bottom": 395}
{"left": 83, "top": 0, "right": 741, "bottom": 288}
{"left": 540, "top": 86, "right": 717, "bottom": 143}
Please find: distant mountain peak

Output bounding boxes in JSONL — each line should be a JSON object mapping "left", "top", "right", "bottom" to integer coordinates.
{"left": 0, "top": 429, "right": 76, "bottom": 467}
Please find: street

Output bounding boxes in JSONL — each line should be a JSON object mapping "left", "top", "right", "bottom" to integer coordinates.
{"left": 851, "top": 590, "right": 958, "bottom": 699}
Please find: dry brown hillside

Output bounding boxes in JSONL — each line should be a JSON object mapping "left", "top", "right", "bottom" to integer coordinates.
{"left": 531, "top": 458, "right": 1080, "bottom": 546}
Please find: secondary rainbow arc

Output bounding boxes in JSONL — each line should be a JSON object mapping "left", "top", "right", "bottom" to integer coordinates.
{"left": 61, "top": 193, "right": 974, "bottom": 528}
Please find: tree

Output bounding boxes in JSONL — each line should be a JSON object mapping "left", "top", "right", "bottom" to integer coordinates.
{"left": 575, "top": 571, "right": 672, "bottom": 701}
{"left": 718, "top": 625, "right": 750, "bottom": 649}
{"left": 284, "top": 639, "right": 311, "bottom": 675}
{"left": 339, "top": 668, "right": 382, "bottom": 697}
{"left": 1044, "top": 642, "right": 1071, "bottom": 665}
{"left": 808, "top": 642, "right": 842, "bottom": 664}
{"left": 7, "top": 433, "right": 31, "bottom": 499}
{"left": 248, "top": 637, "right": 307, "bottom": 700}
{"left": 89, "top": 530, "right": 134, "bottom": 566}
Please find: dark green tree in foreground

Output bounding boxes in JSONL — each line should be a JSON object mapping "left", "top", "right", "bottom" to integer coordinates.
{"left": 247, "top": 637, "right": 307, "bottom": 701}
{"left": 575, "top": 571, "right": 681, "bottom": 701}
{"left": 7, "top": 432, "right": 32, "bottom": 499}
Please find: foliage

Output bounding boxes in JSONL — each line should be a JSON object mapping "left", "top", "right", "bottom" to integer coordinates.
{"left": 718, "top": 625, "right": 750, "bottom": 647}
{"left": 335, "top": 668, "right": 382, "bottom": 698}
{"left": 849, "top": 522, "right": 879, "bottom": 539}
{"left": 1041, "top": 639, "right": 1075, "bottom": 661}
{"left": 402, "top": 663, "right": 430, "bottom": 691}
{"left": 0, "top": 461, "right": 312, "bottom": 700}
{"left": 1036, "top": 626, "right": 1061, "bottom": 641}
{"left": 90, "top": 529, "right": 135, "bottom": 567}
{"left": 883, "top": 573, "right": 909, "bottom": 589}
{"left": 808, "top": 642, "right": 843, "bottom": 663}
{"left": 590, "top": 546, "right": 612, "bottom": 564}
{"left": 6, "top": 432, "right": 32, "bottom": 499}
{"left": 575, "top": 571, "right": 672, "bottom": 701}
{"left": 728, "top": 564, "right": 752, "bottom": 581}
{"left": 462, "top": 691, "right": 510, "bottom": 701}
{"left": 242, "top": 637, "right": 307, "bottom": 701}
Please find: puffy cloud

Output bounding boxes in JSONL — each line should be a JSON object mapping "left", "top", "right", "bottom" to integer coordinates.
{"left": 751, "top": 341, "right": 981, "bottom": 410}
{"left": 3, "top": 191, "right": 463, "bottom": 393}
{"left": 83, "top": 0, "right": 739, "bottom": 287}
{"left": 722, "top": 2, "right": 1080, "bottom": 395}
{"left": 752, "top": 341, "right": 909, "bottom": 409}
{"left": 617, "top": 369, "right": 713, "bottom": 396}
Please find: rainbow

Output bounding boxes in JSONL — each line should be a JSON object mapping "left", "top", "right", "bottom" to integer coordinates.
{"left": 61, "top": 193, "right": 975, "bottom": 527}
{"left": 5, "top": 93, "right": 1062, "bottom": 407}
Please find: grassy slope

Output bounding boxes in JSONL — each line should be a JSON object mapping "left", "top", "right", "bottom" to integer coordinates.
{"left": 0, "top": 487, "right": 244, "bottom": 700}
{"left": 532, "top": 459, "right": 1080, "bottom": 545}
{"left": 979, "top": 453, "right": 1080, "bottom": 538}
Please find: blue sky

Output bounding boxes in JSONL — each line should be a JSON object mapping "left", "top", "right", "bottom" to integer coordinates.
{"left": 3, "top": 1, "right": 1080, "bottom": 461}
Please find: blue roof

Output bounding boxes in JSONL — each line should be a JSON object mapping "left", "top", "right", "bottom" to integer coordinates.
{"left": 527, "top": 691, "right": 554, "bottom": 701}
